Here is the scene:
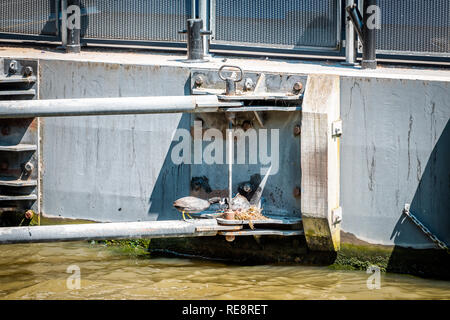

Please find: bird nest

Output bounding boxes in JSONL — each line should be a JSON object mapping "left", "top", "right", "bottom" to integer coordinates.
{"left": 222, "top": 206, "right": 268, "bottom": 229}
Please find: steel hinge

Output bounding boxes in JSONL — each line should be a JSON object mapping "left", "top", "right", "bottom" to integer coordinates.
{"left": 332, "top": 119, "right": 343, "bottom": 137}
{"left": 332, "top": 207, "right": 342, "bottom": 225}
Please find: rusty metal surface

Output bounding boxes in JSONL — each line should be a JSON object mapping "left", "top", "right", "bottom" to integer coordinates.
{"left": 218, "top": 229, "right": 304, "bottom": 237}
{"left": 216, "top": 217, "right": 301, "bottom": 225}
{"left": 0, "top": 179, "right": 37, "bottom": 187}
{"left": 195, "top": 224, "right": 243, "bottom": 232}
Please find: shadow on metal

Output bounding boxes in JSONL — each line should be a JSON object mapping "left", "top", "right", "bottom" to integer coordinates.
{"left": 388, "top": 120, "right": 450, "bottom": 278}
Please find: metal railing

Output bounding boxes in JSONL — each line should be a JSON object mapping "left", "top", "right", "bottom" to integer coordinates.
{"left": 0, "top": 1, "right": 448, "bottom": 60}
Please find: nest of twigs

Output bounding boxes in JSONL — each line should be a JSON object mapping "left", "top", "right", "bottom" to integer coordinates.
{"left": 222, "top": 206, "right": 268, "bottom": 229}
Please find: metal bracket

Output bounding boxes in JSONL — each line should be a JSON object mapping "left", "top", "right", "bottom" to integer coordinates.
{"left": 178, "top": 18, "right": 212, "bottom": 62}
{"left": 191, "top": 69, "right": 305, "bottom": 100}
{"left": 332, "top": 119, "right": 343, "bottom": 137}
{"left": 0, "top": 59, "right": 39, "bottom": 218}
{"left": 332, "top": 207, "right": 342, "bottom": 225}
{"left": 191, "top": 68, "right": 306, "bottom": 113}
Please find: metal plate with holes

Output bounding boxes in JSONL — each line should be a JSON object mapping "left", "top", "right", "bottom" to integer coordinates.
{"left": 218, "top": 229, "right": 304, "bottom": 237}
{"left": 211, "top": 0, "right": 341, "bottom": 51}
{"left": 195, "top": 224, "right": 243, "bottom": 232}
{"left": 0, "top": 59, "right": 39, "bottom": 214}
{"left": 81, "top": 0, "right": 192, "bottom": 42}
{"left": 216, "top": 217, "right": 302, "bottom": 226}
{"left": 359, "top": 0, "right": 450, "bottom": 57}
{"left": 191, "top": 69, "right": 307, "bottom": 99}
{"left": 0, "top": 0, "right": 58, "bottom": 36}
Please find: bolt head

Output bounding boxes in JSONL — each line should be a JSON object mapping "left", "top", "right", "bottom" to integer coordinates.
{"left": 225, "top": 235, "right": 236, "bottom": 242}
{"left": 293, "top": 187, "right": 301, "bottom": 197}
{"left": 243, "top": 78, "right": 254, "bottom": 91}
{"left": 1, "top": 125, "right": 11, "bottom": 136}
{"left": 0, "top": 161, "right": 9, "bottom": 170}
{"left": 194, "top": 75, "right": 204, "bottom": 86}
{"left": 24, "top": 210, "right": 34, "bottom": 220}
{"left": 8, "top": 60, "right": 18, "bottom": 74}
{"left": 293, "top": 125, "right": 301, "bottom": 136}
{"left": 293, "top": 82, "right": 303, "bottom": 92}
{"left": 24, "top": 162, "right": 34, "bottom": 173}
{"left": 24, "top": 66, "right": 33, "bottom": 77}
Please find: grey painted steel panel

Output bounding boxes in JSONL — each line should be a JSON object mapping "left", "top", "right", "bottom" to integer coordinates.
{"left": 37, "top": 58, "right": 450, "bottom": 249}
{"left": 340, "top": 77, "right": 450, "bottom": 248}
{"left": 39, "top": 61, "right": 192, "bottom": 222}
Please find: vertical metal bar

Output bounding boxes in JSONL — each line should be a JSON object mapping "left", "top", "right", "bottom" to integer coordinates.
{"left": 55, "top": 0, "right": 59, "bottom": 37}
{"left": 362, "top": 0, "right": 377, "bottom": 69}
{"left": 60, "top": 0, "right": 67, "bottom": 47}
{"left": 66, "top": 0, "right": 81, "bottom": 53}
{"left": 178, "top": 19, "right": 207, "bottom": 62}
{"left": 210, "top": 0, "right": 216, "bottom": 42}
{"left": 228, "top": 119, "right": 233, "bottom": 204}
{"left": 198, "top": 0, "right": 210, "bottom": 57}
{"left": 191, "top": 0, "right": 196, "bottom": 18}
{"left": 344, "top": 0, "right": 358, "bottom": 65}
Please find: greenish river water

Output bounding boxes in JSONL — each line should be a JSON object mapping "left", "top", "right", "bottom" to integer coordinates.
{"left": 0, "top": 242, "right": 449, "bottom": 300}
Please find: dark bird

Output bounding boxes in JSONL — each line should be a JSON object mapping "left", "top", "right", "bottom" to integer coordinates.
{"left": 173, "top": 196, "right": 221, "bottom": 221}
{"left": 237, "top": 174, "right": 261, "bottom": 201}
{"left": 190, "top": 176, "right": 212, "bottom": 193}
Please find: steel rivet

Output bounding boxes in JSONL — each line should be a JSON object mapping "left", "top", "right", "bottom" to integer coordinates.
{"left": 24, "top": 162, "right": 34, "bottom": 174}
{"left": 225, "top": 235, "right": 235, "bottom": 242}
{"left": 24, "top": 210, "right": 34, "bottom": 220}
{"left": 1, "top": 125, "right": 11, "bottom": 136}
{"left": 293, "top": 82, "right": 303, "bottom": 92}
{"left": 0, "top": 162, "right": 9, "bottom": 170}
{"left": 24, "top": 66, "right": 33, "bottom": 77}
{"left": 293, "top": 125, "right": 301, "bottom": 136}
{"left": 293, "top": 187, "right": 301, "bottom": 198}
{"left": 8, "top": 60, "right": 18, "bottom": 74}
{"left": 243, "top": 78, "right": 254, "bottom": 91}
{"left": 194, "top": 75, "right": 204, "bottom": 87}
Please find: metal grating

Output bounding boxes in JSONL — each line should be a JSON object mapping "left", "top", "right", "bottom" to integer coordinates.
{"left": 0, "top": 0, "right": 57, "bottom": 36}
{"left": 376, "top": 0, "right": 450, "bottom": 56}
{"left": 80, "top": 0, "right": 192, "bottom": 42}
{"left": 212, "top": 0, "right": 340, "bottom": 50}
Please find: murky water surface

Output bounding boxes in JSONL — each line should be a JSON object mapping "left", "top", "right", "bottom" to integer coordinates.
{"left": 0, "top": 242, "right": 449, "bottom": 300}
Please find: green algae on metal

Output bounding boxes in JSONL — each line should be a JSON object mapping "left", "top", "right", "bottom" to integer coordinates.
{"left": 95, "top": 239, "right": 151, "bottom": 257}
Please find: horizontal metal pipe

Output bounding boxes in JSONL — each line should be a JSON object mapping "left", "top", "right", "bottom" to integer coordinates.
{"left": 0, "top": 220, "right": 219, "bottom": 244}
{"left": 0, "top": 95, "right": 222, "bottom": 118}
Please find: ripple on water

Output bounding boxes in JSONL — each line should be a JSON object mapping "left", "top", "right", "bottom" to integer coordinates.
{"left": 0, "top": 242, "right": 449, "bottom": 300}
